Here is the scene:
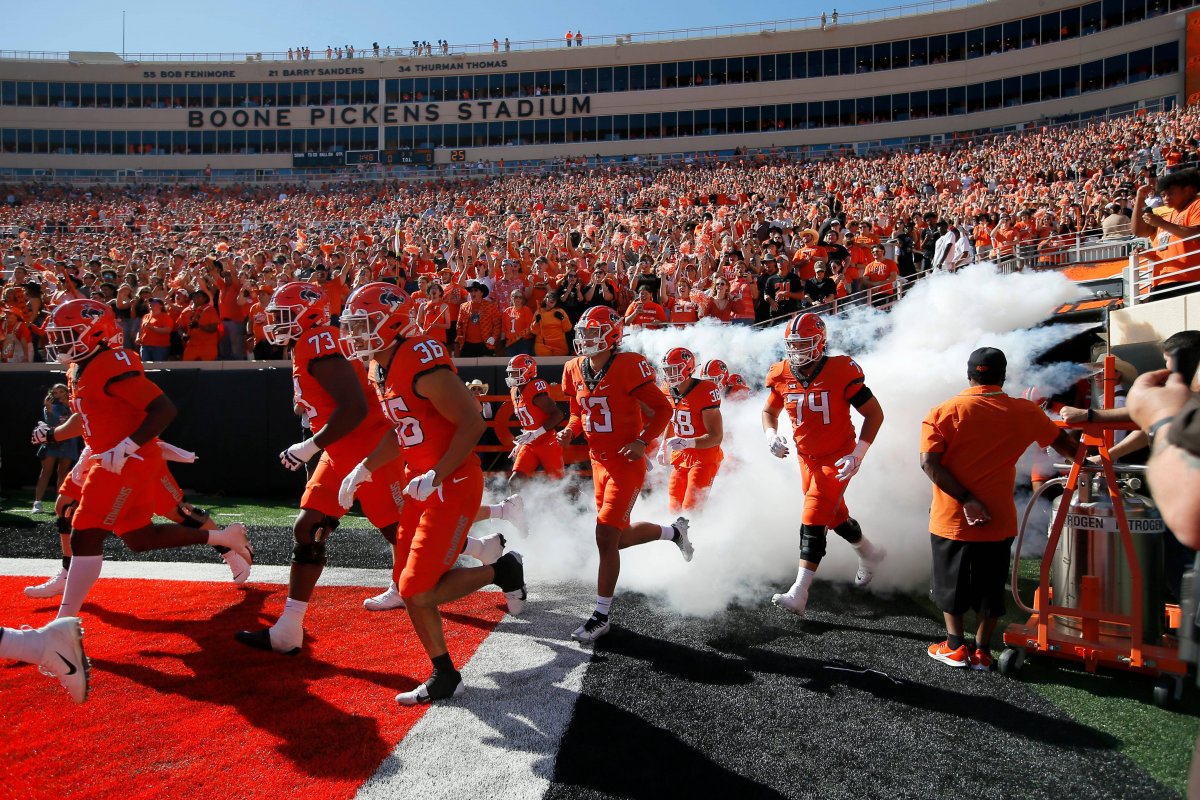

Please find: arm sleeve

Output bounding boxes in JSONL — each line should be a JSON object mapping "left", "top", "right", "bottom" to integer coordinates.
{"left": 106, "top": 372, "right": 164, "bottom": 411}
{"left": 631, "top": 379, "right": 672, "bottom": 441}
{"left": 919, "top": 411, "right": 947, "bottom": 454}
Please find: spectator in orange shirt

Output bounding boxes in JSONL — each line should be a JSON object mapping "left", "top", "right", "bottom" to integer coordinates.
{"left": 455, "top": 280, "right": 502, "bottom": 357}
{"left": 1133, "top": 168, "right": 1200, "bottom": 299}
{"left": 532, "top": 292, "right": 572, "bottom": 356}
{"left": 502, "top": 289, "right": 535, "bottom": 355}
{"left": 417, "top": 283, "right": 452, "bottom": 344}
{"left": 245, "top": 287, "right": 282, "bottom": 361}
{"left": 211, "top": 259, "right": 249, "bottom": 360}
{"left": 137, "top": 297, "right": 174, "bottom": 362}
{"left": 624, "top": 286, "right": 667, "bottom": 329}
{"left": 861, "top": 244, "right": 900, "bottom": 307}
{"left": 181, "top": 290, "right": 220, "bottom": 361}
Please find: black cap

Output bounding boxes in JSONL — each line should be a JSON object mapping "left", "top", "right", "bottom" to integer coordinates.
{"left": 968, "top": 347, "right": 1006, "bottom": 384}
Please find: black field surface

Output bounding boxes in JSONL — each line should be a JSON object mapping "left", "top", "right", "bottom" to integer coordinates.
{"left": 546, "top": 586, "right": 1176, "bottom": 800}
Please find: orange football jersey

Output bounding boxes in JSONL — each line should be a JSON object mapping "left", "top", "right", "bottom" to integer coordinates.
{"left": 512, "top": 378, "right": 557, "bottom": 444}
{"left": 370, "top": 336, "right": 472, "bottom": 474}
{"left": 291, "top": 325, "right": 391, "bottom": 452}
{"left": 67, "top": 347, "right": 162, "bottom": 453}
{"left": 665, "top": 377, "right": 723, "bottom": 464}
{"left": 764, "top": 355, "right": 868, "bottom": 458}
{"left": 562, "top": 351, "right": 664, "bottom": 455}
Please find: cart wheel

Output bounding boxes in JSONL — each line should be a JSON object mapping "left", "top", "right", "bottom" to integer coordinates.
{"left": 998, "top": 647, "right": 1025, "bottom": 677}
{"left": 1153, "top": 676, "right": 1181, "bottom": 709}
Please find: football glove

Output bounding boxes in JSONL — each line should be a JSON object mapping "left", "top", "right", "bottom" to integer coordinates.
{"left": 90, "top": 437, "right": 143, "bottom": 474}
{"left": 664, "top": 436, "right": 696, "bottom": 456}
{"left": 338, "top": 461, "right": 373, "bottom": 510}
{"left": 835, "top": 440, "right": 871, "bottom": 482}
{"left": 31, "top": 422, "right": 52, "bottom": 445}
{"left": 280, "top": 437, "right": 320, "bottom": 471}
{"left": 158, "top": 440, "right": 198, "bottom": 463}
{"left": 765, "top": 428, "right": 790, "bottom": 459}
{"left": 513, "top": 427, "right": 546, "bottom": 447}
{"left": 655, "top": 441, "right": 670, "bottom": 467}
{"left": 71, "top": 446, "right": 93, "bottom": 485}
{"left": 404, "top": 469, "right": 439, "bottom": 502}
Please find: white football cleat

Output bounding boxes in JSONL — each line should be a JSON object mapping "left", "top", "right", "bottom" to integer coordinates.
{"left": 24, "top": 569, "right": 68, "bottom": 599}
{"left": 31, "top": 501, "right": 43, "bottom": 514}
{"left": 854, "top": 546, "right": 887, "bottom": 589}
{"left": 37, "top": 617, "right": 89, "bottom": 703}
{"left": 364, "top": 582, "right": 406, "bottom": 611}
{"left": 221, "top": 550, "right": 251, "bottom": 585}
{"left": 772, "top": 589, "right": 809, "bottom": 617}
{"left": 500, "top": 493, "right": 527, "bottom": 537}
{"left": 571, "top": 613, "right": 611, "bottom": 645}
{"left": 476, "top": 532, "right": 506, "bottom": 566}
{"left": 395, "top": 674, "right": 464, "bottom": 706}
{"left": 671, "top": 517, "right": 693, "bottom": 562}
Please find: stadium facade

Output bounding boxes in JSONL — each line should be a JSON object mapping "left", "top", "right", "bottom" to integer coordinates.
{"left": 0, "top": 0, "right": 1194, "bottom": 174}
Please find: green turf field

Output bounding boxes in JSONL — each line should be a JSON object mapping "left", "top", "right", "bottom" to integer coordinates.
{"left": 2, "top": 490, "right": 1197, "bottom": 794}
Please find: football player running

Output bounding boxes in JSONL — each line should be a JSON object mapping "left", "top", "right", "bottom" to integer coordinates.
{"left": 762, "top": 313, "right": 887, "bottom": 617}
{"left": 37, "top": 299, "right": 253, "bottom": 621}
{"left": 658, "top": 347, "right": 724, "bottom": 512}
{"left": 558, "top": 306, "right": 693, "bottom": 645}
{"left": 506, "top": 354, "right": 567, "bottom": 486}
{"left": 234, "top": 282, "right": 416, "bottom": 654}
{"left": 338, "top": 282, "right": 526, "bottom": 705}
{"left": 23, "top": 436, "right": 250, "bottom": 599}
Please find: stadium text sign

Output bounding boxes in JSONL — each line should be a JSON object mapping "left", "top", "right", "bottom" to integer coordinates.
{"left": 187, "top": 97, "right": 592, "bottom": 129}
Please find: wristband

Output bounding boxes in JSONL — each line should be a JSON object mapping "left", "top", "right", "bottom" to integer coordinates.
{"left": 633, "top": 438, "right": 648, "bottom": 447}
{"left": 46, "top": 428, "right": 58, "bottom": 445}
{"left": 1148, "top": 415, "right": 1174, "bottom": 444}
{"left": 1087, "top": 407, "right": 1094, "bottom": 423}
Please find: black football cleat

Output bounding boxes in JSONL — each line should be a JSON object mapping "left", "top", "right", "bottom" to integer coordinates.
{"left": 234, "top": 628, "right": 301, "bottom": 656}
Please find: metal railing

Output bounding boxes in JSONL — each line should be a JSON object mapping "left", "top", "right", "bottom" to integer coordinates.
{"left": 0, "top": 1, "right": 985, "bottom": 63}
{"left": 1125, "top": 228, "right": 1200, "bottom": 305}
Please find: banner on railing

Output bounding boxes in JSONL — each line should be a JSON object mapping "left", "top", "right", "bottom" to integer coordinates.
{"left": 1187, "top": 10, "right": 1200, "bottom": 106}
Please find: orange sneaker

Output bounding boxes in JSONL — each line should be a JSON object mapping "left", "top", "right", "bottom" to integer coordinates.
{"left": 970, "top": 648, "right": 994, "bottom": 671}
{"left": 926, "top": 640, "right": 969, "bottom": 667}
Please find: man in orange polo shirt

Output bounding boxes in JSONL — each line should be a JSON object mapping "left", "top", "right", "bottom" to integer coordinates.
{"left": 1133, "top": 168, "right": 1200, "bottom": 300}
{"left": 920, "top": 348, "right": 1077, "bottom": 670}
{"left": 180, "top": 291, "right": 221, "bottom": 361}
{"left": 861, "top": 244, "right": 899, "bottom": 308}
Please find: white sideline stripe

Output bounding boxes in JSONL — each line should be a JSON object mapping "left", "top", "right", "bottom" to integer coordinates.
{"left": 0, "top": 557, "right": 391, "bottom": 587}
{"left": 356, "top": 582, "right": 593, "bottom": 800}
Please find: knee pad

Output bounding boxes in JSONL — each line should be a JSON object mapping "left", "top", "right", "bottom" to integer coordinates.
{"left": 178, "top": 504, "right": 211, "bottom": 529}
{"left": 799, "top": 524, "right": 828, "bottom": 564}
{"left": 833, "top": 517, "right": 863, "bottom": 545}
{"left": 292, "top": 516, "right": 339, "bottom": 565}
{"left": 55, "top": 513, "right": 73, "bottom": 535}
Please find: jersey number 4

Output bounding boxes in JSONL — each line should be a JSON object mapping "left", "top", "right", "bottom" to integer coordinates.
{"left": 786, "top": 391, "right": 831, "bottom": 426}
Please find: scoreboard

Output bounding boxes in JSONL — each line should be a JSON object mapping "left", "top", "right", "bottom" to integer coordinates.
{"left": 292, "top": 148, "right": 434, "bottom": 168}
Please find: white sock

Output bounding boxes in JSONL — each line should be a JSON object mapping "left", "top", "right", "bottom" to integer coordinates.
{"left": 659, "top": 524, "right": 676, "bottom": 541}
{"left": 594, "top": 595, "right": 613, "bottom": 616}
{"left": 0, "top": 627, "right": 43, "bottom": 665}
{"left": 789, "top": 567, "right": 817, "bottom": 597}
{"left": 462, "top": 536, "right": 485, "bottom": 560}
{"left": 273, "top": 597, "right": 308, "bottom": 641}
{"left": 853, "top": 537, "right": 875, "bottom": 558}
{"left": 58, "top": 555, "right": 104, "bottom": 618}
{"left": 484, "top": 504, "right": 503, "bottom": 520}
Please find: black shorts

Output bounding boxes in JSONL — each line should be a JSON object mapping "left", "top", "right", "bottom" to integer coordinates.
{"left": 929, "top": 533, "right": 1013, "bottom": 617}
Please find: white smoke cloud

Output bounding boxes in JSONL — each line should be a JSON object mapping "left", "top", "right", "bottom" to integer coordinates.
{"left": 488, "top": 263, "right": 1088, "bottom": 617}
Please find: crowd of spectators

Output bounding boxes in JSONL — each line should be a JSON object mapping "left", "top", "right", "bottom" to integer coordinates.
{"left": 1, "top": 105, "right": 1199, "bottom": 363}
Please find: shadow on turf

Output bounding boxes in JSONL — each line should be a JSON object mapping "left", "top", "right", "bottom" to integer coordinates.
{"left": 83, "top": 588, "right": 422, "bottom": 778}
{"left": 595, "top": 625, "right": 1118, "bottom": 750}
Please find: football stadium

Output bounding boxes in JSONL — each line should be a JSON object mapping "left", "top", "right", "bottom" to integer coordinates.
{"left": 2, "top": 0, "right": 1200, "bottom": 796}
